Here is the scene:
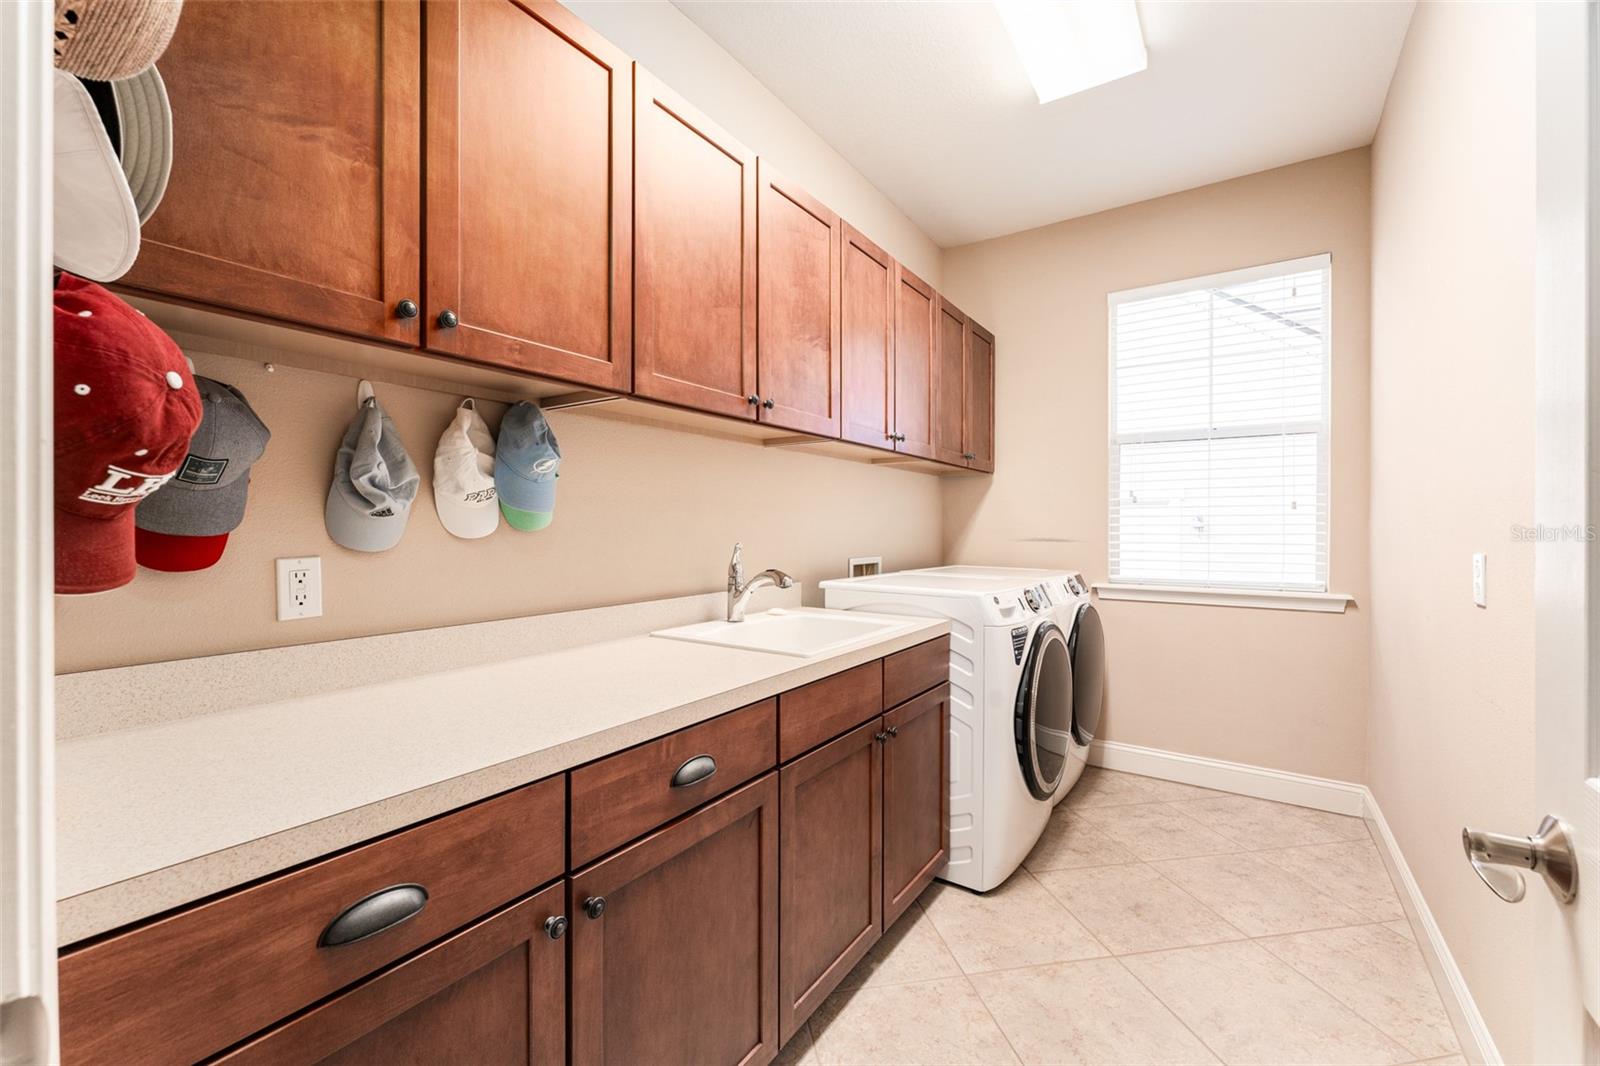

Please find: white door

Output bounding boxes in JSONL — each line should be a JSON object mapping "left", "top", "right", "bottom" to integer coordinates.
{"left": 1530, "top": 4, "right": 1600, "bottom": 1062}
{"left": 0, "top": 2, "right": 58, "bottom": 1064}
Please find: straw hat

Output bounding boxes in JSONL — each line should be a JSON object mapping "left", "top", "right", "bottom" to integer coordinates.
{"left": 54, "top": 0, "right": 183, "bottom": 82}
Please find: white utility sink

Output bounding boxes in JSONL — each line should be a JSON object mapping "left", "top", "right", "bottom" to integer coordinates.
{"left": 652, "top": 608, "right": 920, "bottom": 659}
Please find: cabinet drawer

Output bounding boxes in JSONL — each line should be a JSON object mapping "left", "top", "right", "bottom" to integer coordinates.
{"left": 883, "top": 636, "right": 949, "bottom": 709}
{"left": 779, "top": 661, "right": 883, "bottom": 762}
{"left": 217, "top": 885, "right": 567, "bottom": 1066}
{"left": 570, "top": 698, "right": 777, "bottom": 867}
{"left": 58, "top": 776, "right": 565, "bottom": 1066}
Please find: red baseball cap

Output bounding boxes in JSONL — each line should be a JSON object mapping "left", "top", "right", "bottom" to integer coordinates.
{"left": 54, "top": 274, "right": 201, "bottom": 594}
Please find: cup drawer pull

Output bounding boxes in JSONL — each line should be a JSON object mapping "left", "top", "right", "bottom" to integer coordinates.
{"left": 670, "top": 754, "right": 718, "bottom": 789}
{"left": 318, "top": 884, "right": 429, "bottom": 948}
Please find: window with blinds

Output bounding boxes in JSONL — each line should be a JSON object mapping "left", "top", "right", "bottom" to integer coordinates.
{"left": 1108, "top": 255, "right": 1331, "bottom": 593}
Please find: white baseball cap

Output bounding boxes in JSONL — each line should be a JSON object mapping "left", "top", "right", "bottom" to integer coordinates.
{"left": 433, "top": 398, "right": 498, "bottom": 539}
{"left": 54, "top": 68, "right": 140, "bottom": 282}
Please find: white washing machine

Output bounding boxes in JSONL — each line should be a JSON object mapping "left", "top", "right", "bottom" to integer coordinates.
{"left": 820, "top": 566, "right": 1105, "bottom": 891}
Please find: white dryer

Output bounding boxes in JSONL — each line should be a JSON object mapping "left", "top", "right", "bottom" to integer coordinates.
{"left": 820, "top": 566, "right": 1104, "bottom": 891}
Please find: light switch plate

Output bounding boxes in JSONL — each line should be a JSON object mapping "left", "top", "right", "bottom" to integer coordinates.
{"left": 276, "top": 557, "right": 323, "bottom": 621}
{"left": 1473, "top": 553, "right": 1487, "bottom": 608}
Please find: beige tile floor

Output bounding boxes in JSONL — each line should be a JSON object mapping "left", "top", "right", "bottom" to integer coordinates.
{"left": 778, "top": 768, "right": 1460, "bottom": 1066}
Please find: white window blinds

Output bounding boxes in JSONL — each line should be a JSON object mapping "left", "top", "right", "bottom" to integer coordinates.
{"left": 1108, "top": 255, "right": 1331, "bottom": 592}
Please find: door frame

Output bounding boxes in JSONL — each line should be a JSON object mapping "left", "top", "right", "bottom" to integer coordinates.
{"left": 0, "top": 2, "right": 58, "bottom": 1062}
{"left": 1533, "top": 2, "right": 1600, "bottom": 1061}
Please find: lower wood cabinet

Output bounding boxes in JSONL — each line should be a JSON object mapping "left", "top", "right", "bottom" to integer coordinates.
{"left": 569, "top": 774, "right": 781, "bottom": 1066}
{"left": 216, "top": 884, "right": 567, "bottom": 1066}
{"left": 57, "top": 778, "right": 566, "bottom": 1066}
{"left": 57, "top": 640, "right": 949, "bottom": 1066}
{"left": 778, "top": 718, "right": 883, "bottom": 1043}
{"left": 883, "top": 684, "right": 951, "bottom": 926}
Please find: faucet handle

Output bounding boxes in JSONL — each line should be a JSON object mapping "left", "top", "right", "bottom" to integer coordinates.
{"left": 729, "top": 542, "right": 744, "bottom": 584}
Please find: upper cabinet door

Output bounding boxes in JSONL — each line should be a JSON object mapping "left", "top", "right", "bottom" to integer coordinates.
{"left": 425, "top": 0, "right": 632, "bottom": 391}
{"left": 117, "top": 0, "right": 421, "bottom": 343}
{"left": 892, "top": 265, "right": 937, "bottom": 460}
{"left": 757, "top": 164, "right": 841, "bottom": 437}
{"left": 965, "top": 320, "right": 995, "bottom": 472}
{"left": 839, "top": 224, "right": 896, "bottom": 451}
{"left": 932, "top": 296, "right": 968, "bottom": 466}
{"left": 634, "top": 69, "right": 758, "bottom": 419}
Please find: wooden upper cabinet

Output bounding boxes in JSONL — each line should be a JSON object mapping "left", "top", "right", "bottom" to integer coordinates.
{"left": 216, "top": 885, "right": 567, "bottom": 1066}
{"left": 424, "top": 0, "right": 631, "bottom": 391}
{"left": 882, "top": 685, "right": 949, "bottom": 926}
{"left": 839, "top": 224, "right": 896, "bottom": 451}
{"left": 892, "top": 265, "right": 937, "bottom": 460}
{"left": 964, "top": 319, "right": 996, "bottom": 472}
{"left": 634, "top": 68, "right": 758, "bottom": 419}
{"left": 117, "top": 0, "right": 421, "bottom": 343}
{"left": 569, "top": 774, "right": 779, "bottom": 1066}
{"left": 757, "top": 164, "right": 841, "bottom": 437}
{"left": 932, "top": 296, "right": 968, "bottom": 466}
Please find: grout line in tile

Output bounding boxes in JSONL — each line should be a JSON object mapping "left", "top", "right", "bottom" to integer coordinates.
{"left": 1136, "top": 858, "right": 1253, "bottom": 942}
{"left": 1253, "top": 932, "right": 1436, "bottom": 1061}
{"left": 961, "top": 969, "right": 1026, "bottom": 1066}
{"left": 1018, "top": 866, "right": 1115, "bottom": 960}
{"left": 1101, "top": 917, "right": 1408, "bottom": 963}
{"left": 1256, "top": 925, "right": 1460, "bottom": 1061}
{"left": 1109, "top": 951, "right": 1231, "bottom": 1065}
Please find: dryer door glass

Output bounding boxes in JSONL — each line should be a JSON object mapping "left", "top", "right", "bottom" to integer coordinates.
{"left": 1069, "top": 602, "right": 1105, "bottom": 746}
{"left": 1016, "top": 622, "right": 1073, "bottom": 800}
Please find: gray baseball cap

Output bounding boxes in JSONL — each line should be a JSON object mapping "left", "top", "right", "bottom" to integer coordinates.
{"left": 324, "top": 385, "right": 419, "bottom": 552}
{"left": 494, "top": 402, "right": 561, "bottom": 531}
{"left": 135, "top": 374, "right": 270, "bottom": 572}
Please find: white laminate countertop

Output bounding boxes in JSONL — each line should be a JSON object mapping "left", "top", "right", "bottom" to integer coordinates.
{"left": 55, "top": 608, "right": 947, "bottom": 946}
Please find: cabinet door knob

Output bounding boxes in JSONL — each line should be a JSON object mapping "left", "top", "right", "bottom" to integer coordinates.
{"left": 875, "top": 731, "right": 890, "bottom": 743}
{"left": 886, "top": 725, "right": 899, "bottom": 737}
{"left": 394, "top": 299, "right": 419, "bottom": 320}
{"left": 437, "top": 309, "right": 459, "bottom": 329}
{"left": 583, "top": 895, "right": 607, "bottom": 920}
{"left": 318, "top": 884, "right": 428, "bottom": 948}
{"left": 544, "top": 914, "right": 569, "bottom": 940}
{"left": 762, "top": 397, "right": 775, "bottom": 409}
{"left": 747, "top": 394, "right": 761, "bottom": 406}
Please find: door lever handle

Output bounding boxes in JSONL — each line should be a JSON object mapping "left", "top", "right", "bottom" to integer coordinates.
{"left": 1462, "top": 815, "right": 1578, "bottom": 903}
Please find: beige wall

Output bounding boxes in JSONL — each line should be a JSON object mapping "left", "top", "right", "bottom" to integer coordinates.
{"left": 56, "top": 350, "right": 944, "bottom": 673}
{"left": 565, "top": 0, "right": 942, "bottom": 285}
{"left": 940, "top": 149, "right": 1373, "bottom": 783}
{"left": 1367, "top": 3, "right": 1538, "bottom": 1060}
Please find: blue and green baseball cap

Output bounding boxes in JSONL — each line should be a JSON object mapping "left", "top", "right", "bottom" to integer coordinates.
{"left": 493, "top": 401, "right": 561, "bottom": 531}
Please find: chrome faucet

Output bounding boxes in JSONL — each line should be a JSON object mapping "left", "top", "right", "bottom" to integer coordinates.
{"left": 727, "top": 542, "right": 794, "bottom": 622}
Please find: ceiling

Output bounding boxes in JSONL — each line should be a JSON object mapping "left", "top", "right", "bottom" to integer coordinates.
{"left": 673, "top": 1, "right": 1415, "bottom": 247}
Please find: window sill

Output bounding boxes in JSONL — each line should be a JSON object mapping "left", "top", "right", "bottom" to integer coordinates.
{"left": 1091, "top": 583, "right": 1355, "bottom": 614}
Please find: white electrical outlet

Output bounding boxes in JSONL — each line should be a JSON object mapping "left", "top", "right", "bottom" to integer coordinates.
{"left": 276, "top": 557, "right": 323, "bottom": 621}
{"left": 1472, "top": 552, "right": 1487, "bottom": 608}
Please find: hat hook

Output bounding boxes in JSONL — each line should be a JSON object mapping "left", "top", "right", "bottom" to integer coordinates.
{"left": 357, "top": 379, "right": 377, "bottom": 409}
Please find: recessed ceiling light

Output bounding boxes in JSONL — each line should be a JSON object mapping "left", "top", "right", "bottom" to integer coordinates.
{"left": 993, "top": 0, "right": 1148, "bottom": 104}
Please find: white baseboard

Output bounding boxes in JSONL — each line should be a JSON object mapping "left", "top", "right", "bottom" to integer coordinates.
{"left": 1362, "top": 789, "right": 1501, "bottom": 1066}
{"left": 1088, "top": 739, "right": 1368, "bottom": 816}
{"left": 1085, "top": 738, "right": 1499, "bottom": 1065}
